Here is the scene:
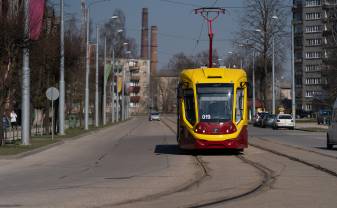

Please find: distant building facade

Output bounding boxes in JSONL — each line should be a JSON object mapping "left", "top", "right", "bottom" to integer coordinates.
{"left": 293, "top": 0, "right": 336, "bottom": 113}
{"left": 113, "top": 59, "right": 150, "bottom": 115}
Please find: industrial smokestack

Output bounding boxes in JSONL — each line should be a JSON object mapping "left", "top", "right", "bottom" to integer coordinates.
{"left": 140, "top": 8, "right": 149, "bottom": 59}
{"left": 150, "top": 26, "right": 158, "bottom": 77}
{"left": 150, "top": 26, "right": 158, "bottom": 110}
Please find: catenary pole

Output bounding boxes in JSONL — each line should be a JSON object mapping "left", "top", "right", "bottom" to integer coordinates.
{"left": 111, "top": 48, "right": 115, "bottom": 123}
{"left": 291, "top": 21, "right": 296, "bottom": 126}
{"left": 253, "top": 49, "right": 256, "bottom": 118}
{"left": 103, "top": 36, "right": 107, "bottom": 125}
{"left": 59, "top": 0, "right": 65, "bottom": 135}
{"left": 21, "top": 0, "right": 30, "bottom": 145}
{"left": 95, "top": 25, "right": 99, "bottom": 127}
{"left": 121, "top": 64, "right": 125, "bottom": 121}
{"left": 84, "top": 7, "right": 90, "bottom": 130}
{"left": 272, "top": 35, "right": 275, "bottom": 114}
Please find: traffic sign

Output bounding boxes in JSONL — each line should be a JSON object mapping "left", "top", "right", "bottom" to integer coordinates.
{"left": 46, "top": 87, "right": 59, "bottom": 101}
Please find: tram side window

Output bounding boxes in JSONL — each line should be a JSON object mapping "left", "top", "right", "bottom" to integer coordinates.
{"left": 236, "top": 88, "right": 244, "bottom": 123}
{"left": 184, "top": 89, "right": 196, "bottom": 125}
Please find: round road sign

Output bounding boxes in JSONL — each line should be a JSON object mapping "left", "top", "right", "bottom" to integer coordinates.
{"left": 46, "top": 87, "right": 59, "bottom": 101}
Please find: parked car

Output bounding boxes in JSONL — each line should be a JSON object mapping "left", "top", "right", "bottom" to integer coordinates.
{"left": 149, "top": 112, "right": 160, "bottom": 121}
{"left": 317, "top": 109, "right": 331, "bottom": 125}
{"left": 327, "top": 98, "right": 337, "bottom": 149}
{"left": 253, "top": 112, "right": 269, "bottom": 127}
{"left": 273, "top": 114, "right": 295, "bottom": 130}
{"left": 261, "top": 114, "right": 276, "bottom": 128}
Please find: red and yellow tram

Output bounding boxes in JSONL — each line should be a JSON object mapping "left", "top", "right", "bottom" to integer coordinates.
{"left": 177, "top": 67, "right": 248, "bottom": 150}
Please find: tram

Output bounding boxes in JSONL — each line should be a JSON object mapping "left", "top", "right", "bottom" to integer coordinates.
{"left": 177, "top": 67, "right": 248, "bottom": 150}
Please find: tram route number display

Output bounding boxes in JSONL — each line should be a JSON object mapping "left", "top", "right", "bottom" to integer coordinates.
{"left": 202, "top": 114, "right": 211, "bottom": 120}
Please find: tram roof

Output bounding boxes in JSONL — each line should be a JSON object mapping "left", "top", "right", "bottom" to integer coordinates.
{"left": 179, "top": 67, "right": 247, "bottom": 84}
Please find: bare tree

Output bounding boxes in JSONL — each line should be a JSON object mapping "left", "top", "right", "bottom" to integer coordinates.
{"left": 0, "top": 4, "right": 24, "bottom": 145}
{"left": 237, "top": 0, "right": 289, "bottom": 110}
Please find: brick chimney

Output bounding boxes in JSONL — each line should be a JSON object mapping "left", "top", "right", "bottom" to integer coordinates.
{"left": 150, "top": 26, "right": 158, "bottom": 77}
{"left": 140, "top": 8, "right": 149, "bottom": 59}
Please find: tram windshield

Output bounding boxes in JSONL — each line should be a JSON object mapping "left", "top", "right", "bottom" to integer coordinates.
{"left": 197, "top": 84, "right": 233, "bottom": 122}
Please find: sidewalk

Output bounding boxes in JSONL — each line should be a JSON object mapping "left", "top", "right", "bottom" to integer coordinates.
{"left": 295, "top": 121, "right": 328, "bottom": 132}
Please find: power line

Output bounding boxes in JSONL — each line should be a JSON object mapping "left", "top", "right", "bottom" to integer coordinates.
{"left": 159, "top": 0, "right": 203, "bottom": 7}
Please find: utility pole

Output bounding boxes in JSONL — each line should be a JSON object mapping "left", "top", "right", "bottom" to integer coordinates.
{"left": 111, "top": 49, "right": 115, "bottom": 123}
{"left": 271, "top": 15, "right": 278, "bottom": 115}
{"left": 116, "top": 66, "right": 119, "bottom": 122}
{"left": 85, "top": 7, "right": 90, "bottom": 130}
{"left": 253, "top": 49, "right": 256, "bottom": 118}
{"left": 59, "top": 0, "right": 65, "bottom": 135}
{"left": 272, "top": 35, "right": 275, "bottom": 114}
{"left": 121, "top": 64, "right": 126, "bottom": 121}
{"left": 95, "top": 25, "right": 99, "bottom": 127}
{"left": 291, "top": 20, "right": 296, "bottom": 125}
{"left": 195, "top": 7, "right": 225, "bottom": 68}
{"left": 22, "top": 0, "right": 30, "bottom": 145}
{"left": 103, "top": 36, "right": 107, "bottom": 125}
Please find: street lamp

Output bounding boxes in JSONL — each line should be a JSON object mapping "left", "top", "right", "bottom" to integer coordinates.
{"left": 291, "top": 20, "right": 296, "bottom": 126}
{"left": 121, "top": 49, "right": 131, "bottom": 120}
{"left": 227, "top": 51, "right": 233, "bottom": 68}
{"left": 271, "top": 15, "right": 278, "bottom": 114}
{"left": 84, "top": 0, "right": 114, "bottom": 130}
{"left": 238, "top": 41, "right": 257, "bottom": 119}
{"left": 96, "top": 16, "right": 121, "bottom": 127}
{"left": 125, "top": 51, "right": 131, "bottom": 119}
{"left": 111, "top": 28, "right": 123, "bottom": 123}
{"left": 218, "top": 58, "right": 223, "bottom": 67}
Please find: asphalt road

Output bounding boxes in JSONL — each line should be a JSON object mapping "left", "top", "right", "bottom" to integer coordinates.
{"left": 1, "top": 116, "right": 337, "bottom": 208}
{"left": 249, "top": 125, "right": 337, "bottom": 157}
{"left": 0, "top": 117, "right": 200, "bottom": 207}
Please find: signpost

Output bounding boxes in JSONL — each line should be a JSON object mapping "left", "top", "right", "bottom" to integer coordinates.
{"left": 46, "top": 87, "right": 59, "bottom": 140}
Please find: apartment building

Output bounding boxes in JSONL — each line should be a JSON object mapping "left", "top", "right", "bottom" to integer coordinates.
{"left": 293, "top": 0, "right": 336, "bottom": 113}
{"left": 113, "top": 59, "right": 150, "bottom": 115}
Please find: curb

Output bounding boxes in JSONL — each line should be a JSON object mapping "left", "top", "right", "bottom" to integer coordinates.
{"left": 295, "top": 128, "right": 327, "bottom": 132}
{"left": 0, "top": 118, "right": 134, "bottom": 160}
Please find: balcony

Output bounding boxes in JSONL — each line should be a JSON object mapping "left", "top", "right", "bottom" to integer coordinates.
{"left": 295, "top": 58, "right": 303, "bottom": 63}
{"left": 130, "top": 75, "right": 140, "bottom": 82}
{"left": 130, "top": 96, "right": 140, "bottom": 103}
{"left": 128, "top": 86, "right": 140, "bottom": 94}
{"left": 322, "top": 1, "right": 337, "bottom": 9}
{"left": 129, "top": 66, "right": 140, "bottom": 73}
{"left": 114, "top": 65, "right": 123, "bottom": 73}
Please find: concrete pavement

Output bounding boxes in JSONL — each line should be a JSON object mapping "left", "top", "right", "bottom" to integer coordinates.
{"left": 0, "top": 117, "right": 200, "bottom": 207}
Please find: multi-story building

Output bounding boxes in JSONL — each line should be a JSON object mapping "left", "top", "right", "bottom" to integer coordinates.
{"left": 293, "top": 0, "right": 336, "bottom": 114}
{"left": 128, "top": 59, "right": 150, "bottom": 115}
{"left": 112, "top": 59, "right": 150, "bottom": 116}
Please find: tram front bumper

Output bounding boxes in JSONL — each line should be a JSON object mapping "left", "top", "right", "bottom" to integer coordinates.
{"left": 194, "top": 139, "right": 244, "bottom": 149}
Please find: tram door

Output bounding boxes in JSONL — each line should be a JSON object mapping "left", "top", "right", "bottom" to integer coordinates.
{"left": 235, "top": 83, "right": 247, "bottom": 125}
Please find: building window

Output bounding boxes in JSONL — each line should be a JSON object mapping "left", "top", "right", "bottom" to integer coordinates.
{"left": 305, "top": 12, "right": 321, "bottom": 20}
{"left": 305, "top": 78, "right": 321, "bottom": 84}
{"left": 305, "top": 0, "right": 321, "bottom": 6}
{"left": 305, "top": 104, "right": 312, "bottom": 111}
{"left": 305, "top": 65, "right": 321, "bottom": 72}
{"left": 305, "top": 51, "right": 321, "bottom": 59}
{"left": 305, "top": 25, "right": 322, "bottom": 33}
{"left": 324, "top": 0, "right": 337, "bottom": 6}
{"left": 305, "top": 90, "right": 322, "bottom": 97}
{"left": 306, "top": 38, "right": 321, "bottom": 46}
{"left": 296, "top": 75, "right": 302, "bottom": 86}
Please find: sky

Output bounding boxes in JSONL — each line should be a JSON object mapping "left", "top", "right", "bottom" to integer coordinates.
{"left": 52, "top": 0, "right": 244, "bottom": 70}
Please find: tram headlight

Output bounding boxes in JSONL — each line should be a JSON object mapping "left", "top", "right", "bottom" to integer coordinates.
{"left": 194, "top": 121, "right": 237, "bottom": 135}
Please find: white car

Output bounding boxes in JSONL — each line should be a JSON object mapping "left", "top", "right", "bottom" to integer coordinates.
{"left": 273, "top": 114, "right": 295, "bottom": 130}
{"left": 327, "top": 98, "right": 337, "bottom": 149}
{"left": 149, "top": 112, "right": 160, "bottom": 121}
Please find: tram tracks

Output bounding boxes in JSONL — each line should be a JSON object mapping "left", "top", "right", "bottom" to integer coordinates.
{"left": 160, "top": 117, "right": 274, "bottom": 208}
{"left": 249, "top": 137, "right": 337, "bottom": 178}
{"left": 161, "top": 116, "right": 337, "bottom": 208}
